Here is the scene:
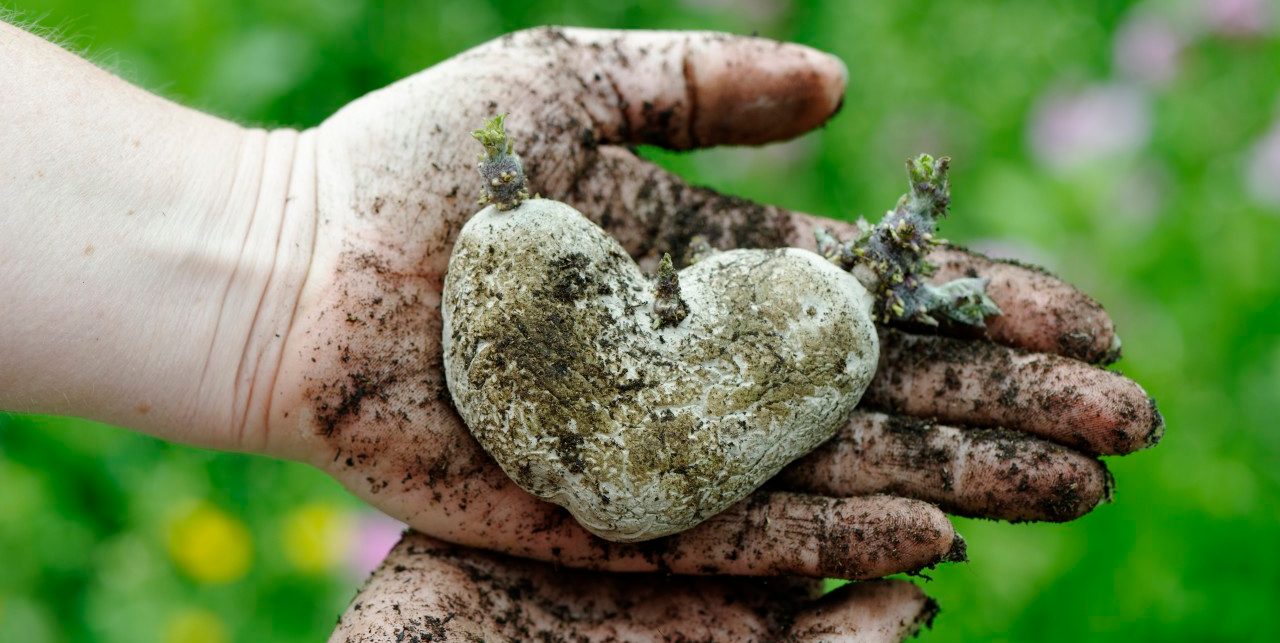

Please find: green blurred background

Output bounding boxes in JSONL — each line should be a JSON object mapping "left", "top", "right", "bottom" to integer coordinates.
{"left": 1, "top": 0, "right": 1277, "bottom": 641}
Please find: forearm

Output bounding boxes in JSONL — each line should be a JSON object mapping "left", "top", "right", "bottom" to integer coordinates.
{"left": 0, "top": 21, "right": 315, "bottom": 452}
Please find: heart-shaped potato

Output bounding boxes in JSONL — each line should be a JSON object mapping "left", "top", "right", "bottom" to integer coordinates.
{"left": 443, "top": 199, "right": 878, "bottom": 542}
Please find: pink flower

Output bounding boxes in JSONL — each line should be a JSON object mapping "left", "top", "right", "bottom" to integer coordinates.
{"left": 1201, "top": 0, "right": 1273, "bottom": 38}
{"left": 1246, "top": 121, "right": 1280, "bottom": 207}
{"left": 345, "top": 511, "right": 406, "bottom": 578}
{"left": 1029, "top": 83, "right": 1152, "bottom": 171}
{"left": 1114, "top": 13, "right": 1184, "bottom": 87}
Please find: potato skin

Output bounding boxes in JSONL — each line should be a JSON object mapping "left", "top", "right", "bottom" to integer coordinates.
{"left": 443, "top": 199, "right": 878, "bottom": 542}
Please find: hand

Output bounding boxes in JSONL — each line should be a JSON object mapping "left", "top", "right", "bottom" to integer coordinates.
{"left": 329, "top": 532, "right": 937, "bottom": 643}
{"left": 258, "top": 28, "right": 1161, "bottom": 579}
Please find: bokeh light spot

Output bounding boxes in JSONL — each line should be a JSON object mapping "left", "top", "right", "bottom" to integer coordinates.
{"left": 282, "top": 503, "right": 352, "bottom": 574}
{"left": 165, "top": 503, "right": 252, "bottom": 584}
{"left": 163, "top": 608, "right": 228, "bottom": 643}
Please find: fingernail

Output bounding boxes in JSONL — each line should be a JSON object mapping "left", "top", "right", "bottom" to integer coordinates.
{"left": 940, "top": 532, "right": 968, "bottom": 564}
{"left": 1097, "top": 332, "right": 1124, "bottom": 365}
{"left": 1100, "top": 464, "right": 1117, "bottom": 505}
{"left": 916, "top": 596, "right": 942, "bottom": 632}
{"left": 1144, "top": 396, "right": 1165, "bottom": 447}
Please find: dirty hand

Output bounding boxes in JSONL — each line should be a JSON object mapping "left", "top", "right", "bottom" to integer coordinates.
{"left": 2, "top": 24, "right": 1162, "bottom": 582}
{"left": 329, "top": 532, "right": 936, "bottom": 643}
{"left": 265, "top": 28, "right": 1162, "bottom": 579}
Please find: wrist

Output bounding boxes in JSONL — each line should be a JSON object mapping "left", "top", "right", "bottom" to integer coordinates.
{"left": 206, "top": 127, "right": 319, "bottom": 454}
{"left": 0, "top": 21, "right": 322, "bottom": 453}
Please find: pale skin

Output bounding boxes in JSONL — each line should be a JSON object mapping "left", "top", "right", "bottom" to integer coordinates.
{"left": 1, "top": 23, "right": 1162, "bottom": 641}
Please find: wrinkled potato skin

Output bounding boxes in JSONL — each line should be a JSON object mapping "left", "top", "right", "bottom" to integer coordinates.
{"left": 443, "top": 199, "right": 877, "bottom": 541}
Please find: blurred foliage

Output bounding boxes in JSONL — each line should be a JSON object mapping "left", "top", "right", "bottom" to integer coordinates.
{"left": 2, "top": 0, "right": 1278, "bottom": 641}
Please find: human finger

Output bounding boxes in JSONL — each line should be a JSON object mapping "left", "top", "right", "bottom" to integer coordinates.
{"left": 864, "top": 330, "right": 1163, "bottom": 455}
{"left": 779, "top": 410, "right": 1113, "bottom": 521}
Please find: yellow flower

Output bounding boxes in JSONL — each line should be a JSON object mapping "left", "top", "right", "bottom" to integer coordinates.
{"left": 164, "top": 608, "right": 228, "bottom": 643}
{"left": 281, "top": 503, "right": 352, "bottom": 573}
{"left": 166, "top": 502, "right": 252, "bottom": 584}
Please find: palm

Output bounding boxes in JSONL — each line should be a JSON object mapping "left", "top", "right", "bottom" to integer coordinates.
{"left": 265, "top": 28, "right": 1161, "bottom": 579}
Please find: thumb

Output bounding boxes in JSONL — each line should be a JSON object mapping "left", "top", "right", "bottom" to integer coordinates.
{"left": 503, "top": 27, "right": 848, "bottom": 149}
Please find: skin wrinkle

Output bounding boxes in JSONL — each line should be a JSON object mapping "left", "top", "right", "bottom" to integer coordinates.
{"left": 195, "top": 128, "right": 259, "bottom": 399}
{"left": 949, "top": 426, "right": 972, "bottom": 499}
{"left": 682, "top": 43, "right": 700, "bottom": 148}
{"left": 232, "top": 129, "right": 300, "bottom": 447}
{"left": 257, "top": 130, "right": 321, "bottom": 455}
{"left": 598, "top": 68, "right": 630, "bottom": 142}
